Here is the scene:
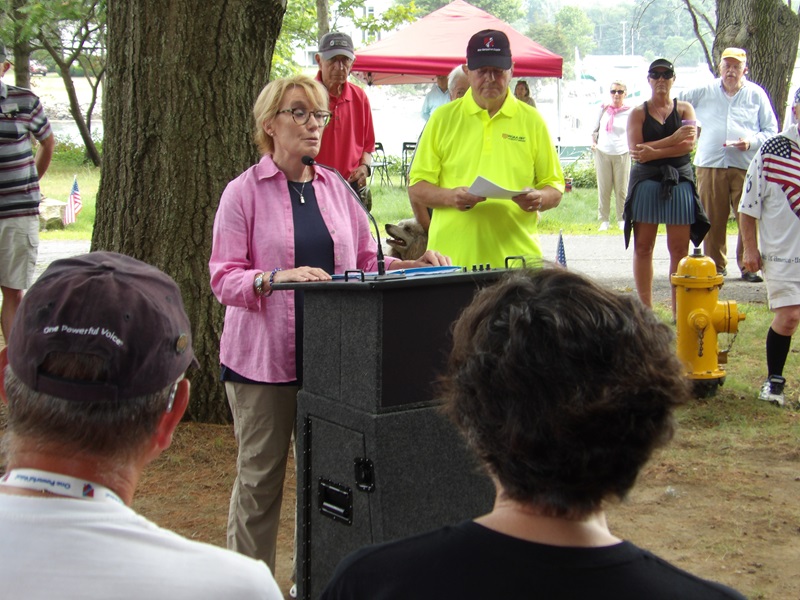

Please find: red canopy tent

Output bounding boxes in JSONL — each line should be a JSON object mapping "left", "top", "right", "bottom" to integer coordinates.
{"left": 352, "top": 0, "right": 563, "bottom": 85}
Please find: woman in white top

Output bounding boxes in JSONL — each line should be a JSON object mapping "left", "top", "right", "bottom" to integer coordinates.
{"left": 592, "top": 81, "right": 632, "bottom": 231}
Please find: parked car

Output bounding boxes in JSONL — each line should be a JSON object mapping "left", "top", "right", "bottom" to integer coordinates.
{"left": 29, "top": 61, "right": 48, "bottom": 76}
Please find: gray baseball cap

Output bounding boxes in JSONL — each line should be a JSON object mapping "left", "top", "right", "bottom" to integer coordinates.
{"left": 318, "top": 32, "right": 355, "bottom": 61}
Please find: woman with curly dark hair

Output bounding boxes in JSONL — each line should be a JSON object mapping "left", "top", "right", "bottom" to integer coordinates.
{"left": 322, "top": 268, "right": 745, "bottom": 600}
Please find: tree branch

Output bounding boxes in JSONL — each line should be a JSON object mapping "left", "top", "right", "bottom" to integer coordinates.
{"left": 682, "top": 0, "right": 715, "bottom": 73}
{"left": 631, "top": 0, "right": 659, "bottom": 30}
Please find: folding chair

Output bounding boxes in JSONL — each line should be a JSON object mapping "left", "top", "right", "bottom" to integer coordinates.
{"left": 401, "top": 141, "right": 417, "bottom": 187}
{"left": 370, "top": 142, "right": 392, "bottom": 187}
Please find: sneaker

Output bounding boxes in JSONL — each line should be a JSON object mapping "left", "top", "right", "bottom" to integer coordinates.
{"left": 599, "top": 221, "right": 609, "bottom": 231}
{"left": 758, "top": 375, "right": 786, "bottom": 407}
{"left": 741, "top": 270, "right": 763, "bottom": 283}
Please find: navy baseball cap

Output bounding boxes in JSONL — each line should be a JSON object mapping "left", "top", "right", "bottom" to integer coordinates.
{"left": 467, "top": 29, "right": 512, "bottom": 70}
{"left": 8, "top": 251, "right": 197, "bottom": 402}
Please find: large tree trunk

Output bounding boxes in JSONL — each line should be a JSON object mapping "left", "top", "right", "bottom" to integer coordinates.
{"left": 714, "top": 0, "right": 800, "bottom": 125}
{"left": 12, "top": 0, "right": 31, "bottom": 90}
{"left": 317, "top": 0, "right": 330, "bottom": 39}
{"left": 94, "top": 1, "right": 285, "bottom": 422}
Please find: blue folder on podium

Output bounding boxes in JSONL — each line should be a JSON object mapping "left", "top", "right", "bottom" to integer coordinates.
{"left": 331, "top": 265, "right": 463, "bottom": 281}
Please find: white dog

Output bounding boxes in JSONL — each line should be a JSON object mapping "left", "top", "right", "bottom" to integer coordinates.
{"left": 384, "top": 218, "right": 428, "bottom": 261}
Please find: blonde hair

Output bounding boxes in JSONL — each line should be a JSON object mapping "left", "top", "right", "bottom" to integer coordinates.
{"left": 252, "top": 75, "right": 329, "bottom": 155}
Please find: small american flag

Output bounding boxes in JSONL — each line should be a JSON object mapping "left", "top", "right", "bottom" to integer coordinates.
{"left": 762, "top": 135, "right": 800, "bottom": 215}
{"left": 64, "top": 175, "right": 82, "bottom": 225}
{"left": 556, "top": 230, "right": 567, "bottom": 268}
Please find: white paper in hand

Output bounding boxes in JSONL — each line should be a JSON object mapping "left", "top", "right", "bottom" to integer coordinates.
{"left": 468, "top": 176, "right": 526, "bottom": 199}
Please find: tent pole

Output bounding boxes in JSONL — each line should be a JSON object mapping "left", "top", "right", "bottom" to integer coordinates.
{"left": 557, "top": 78, "right": 562, "bottom": 149}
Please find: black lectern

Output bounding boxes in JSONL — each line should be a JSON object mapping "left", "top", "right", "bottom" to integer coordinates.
{"left": 277, "top": 271, "right": 499, "bottom": 599}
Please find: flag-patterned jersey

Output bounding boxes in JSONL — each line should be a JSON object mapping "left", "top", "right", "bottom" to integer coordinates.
{"left": 739, "top": 125, "right": 800, "bottom": 281}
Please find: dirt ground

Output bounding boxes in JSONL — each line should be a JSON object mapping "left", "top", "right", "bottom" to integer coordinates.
{"left": 1, "top": 327, "right": 795, "bottom": 599}
{"left": 0, "top": 309, "right": 797, "bottom": 599}
{"left": 131, "top": 397, "right": 800, "bottom": 600}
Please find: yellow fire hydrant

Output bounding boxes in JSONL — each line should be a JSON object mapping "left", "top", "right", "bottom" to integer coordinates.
{"left": 671, "top": 248, "right": 746, "bottom": 397}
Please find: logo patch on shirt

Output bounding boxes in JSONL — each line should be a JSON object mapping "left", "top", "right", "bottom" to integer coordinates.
{"left": 502, "top": 133, "right": 527, "bottom": 142}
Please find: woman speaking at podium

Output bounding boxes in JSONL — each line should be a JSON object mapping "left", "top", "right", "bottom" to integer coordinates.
{"left": 209, "top": 74, "right": 448, "bottom": 586}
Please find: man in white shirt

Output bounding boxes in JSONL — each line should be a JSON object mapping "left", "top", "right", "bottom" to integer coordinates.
{"left": 0, "top": 252, "right": 283, "bottom": 600}
{"left": 679, "top": 47, "right": 778, "bottom": 282}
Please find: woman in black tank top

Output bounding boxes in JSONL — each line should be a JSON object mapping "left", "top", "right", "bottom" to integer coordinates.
{"left": 624, "top": 58, "right": 699, "bottom": 318}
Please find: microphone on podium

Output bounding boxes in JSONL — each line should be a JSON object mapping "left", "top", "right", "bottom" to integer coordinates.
{"left": 302, "top": 155, "right": 388, "bottom": 277}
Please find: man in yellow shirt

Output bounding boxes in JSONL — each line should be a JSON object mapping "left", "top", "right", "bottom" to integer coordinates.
{"left": 409, "top": 29, "right": 564, "bottom": 269}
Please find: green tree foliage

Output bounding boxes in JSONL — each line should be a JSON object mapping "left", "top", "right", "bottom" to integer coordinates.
{"left": 271, "top": 0, "right": 419, "bottom": 78}
{"left": 581, "top": 0, "right": 714, "bottom": 64}
{"left": 528, "top": 6, "right": 594, "bottom": 76}
{"left": 663, "top": 34, "right": 704, "bottom": 65}
{"left": 271, "top": 0, "right": 318, "bottom": 78}
{"left": 351, "top": 3, "right": 420, "bottom": 43}
{"left": 397, "top": 0, "right": 523, "bottom": 24}
{"left": 1, "top": 0, "right": 105, "bottom": 165}
{"left": 555, "top": 5, "right": 594, "bottom": 55}
{"left": 584, "top": 3, "right": 635, "bottom": 56}
{"left": 525, "top": 0, "right": 559, "bottom": 27}
{"left": 629, "top": 0, "right": 715, "bottom": 64}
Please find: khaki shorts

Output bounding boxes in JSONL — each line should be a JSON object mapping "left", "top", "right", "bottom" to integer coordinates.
{"left": 766, "top": 278, "right": 800, "bottom": 310}
{"left": 0, "top": 215, "right": 39, "bottom": 290}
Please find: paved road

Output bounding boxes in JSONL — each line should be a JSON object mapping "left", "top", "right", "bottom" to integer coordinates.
{"left": 36, "top": 234, "right": 766, "bottom": 306}
{"left": 34, "top": 239, "right": 91, "bottom": 280}
{"left": 538, "top": 233, "right": 765, "bottom": 305}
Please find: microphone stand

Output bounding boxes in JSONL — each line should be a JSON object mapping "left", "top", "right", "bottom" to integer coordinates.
{"left": 303, "top": 155, "right": 400, "bottom": 278}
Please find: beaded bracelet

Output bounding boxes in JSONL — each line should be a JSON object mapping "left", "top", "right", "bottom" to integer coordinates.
{"left": 264, "top": 267, "right": 282, "bottom": 298}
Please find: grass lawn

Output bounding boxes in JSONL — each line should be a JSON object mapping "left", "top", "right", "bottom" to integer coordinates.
{"left": 40, "top": 151, "right": 741, "bottom": 240}
{"left": 40, "top": 161, "right": 98, "bottom": 240}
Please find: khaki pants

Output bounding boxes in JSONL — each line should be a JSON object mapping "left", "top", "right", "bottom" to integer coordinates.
{"left": 696, "top": 166, "right": 746, "bottom": 273}
{"left": 594, "top": 149, "right": 630, "bottom": 222}
{"left": 0, "top": 215, "right": 39, "bottom": 289}
{"left": 226, "top": 381, "right": 298, "bottom": 575}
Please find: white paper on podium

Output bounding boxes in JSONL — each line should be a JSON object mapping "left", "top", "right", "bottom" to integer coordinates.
{"left": 468, "top": 176, "right": 526, "bottom": 199}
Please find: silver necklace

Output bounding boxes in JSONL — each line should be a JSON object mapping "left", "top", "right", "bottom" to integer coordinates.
{"left": 651, "top": 103, "right": 671, "bottom": 124}
{"left": 289, "top": 180, "right": 308, "bottom": 204}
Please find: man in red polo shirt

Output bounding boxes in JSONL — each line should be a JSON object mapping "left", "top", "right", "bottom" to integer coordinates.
{"left": 315, "top": 32, "right": 375, "bottom": 198}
